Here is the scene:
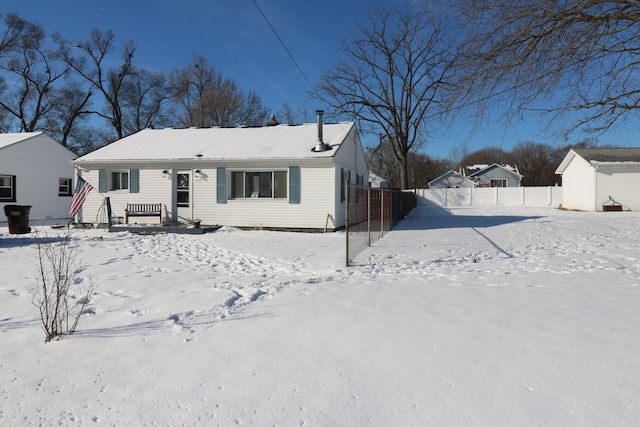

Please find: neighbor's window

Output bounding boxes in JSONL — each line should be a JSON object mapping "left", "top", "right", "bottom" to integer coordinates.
{"left": 490, "top": 179, "right": 507, "bottom": 188}
{"left": 59, "top": 178, "right": 73, "bottom": 196}
{"left": 230, "top": 170, "right": 287, "bottom": 199}
{"left": 0, "top": 175, "right": 16, "bottom": 202}
{"left": 110, "top": 171, "right": 129, "bottom": 191}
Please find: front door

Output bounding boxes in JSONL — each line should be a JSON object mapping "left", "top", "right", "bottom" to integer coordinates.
{"left": 175, "top": 170, "right": 191, "bottom": 222}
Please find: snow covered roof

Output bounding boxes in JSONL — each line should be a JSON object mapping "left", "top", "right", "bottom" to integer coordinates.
{"left": 75, "top": 123, "right": 356, "bottom": 162}
{"left": 0, "top": 132, "right": 44, "bottom": 150}
{"left": 556, "top": 147, "right": 640, "bottom": 174}
{"left": 464, "top": 163, "right": 522, "bottom": 177}
{"left": 465, "top": 164, "right": 489, "bottom": 172}
{"left": 574, "top": 147, "right": 640, "bottom": 163}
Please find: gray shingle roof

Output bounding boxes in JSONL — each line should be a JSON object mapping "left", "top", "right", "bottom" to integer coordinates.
{"left": 574, "top": 147, "right": 640, "bottom": 162}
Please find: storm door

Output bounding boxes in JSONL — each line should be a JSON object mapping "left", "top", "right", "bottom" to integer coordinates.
{"left": 174, "top": 170, "right": 192, "bottom": 222}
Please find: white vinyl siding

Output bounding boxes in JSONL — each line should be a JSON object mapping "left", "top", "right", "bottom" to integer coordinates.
{"left": 196, "top": 164, "right": 336, "bottom": 230}
{"left": 471, "top": 165, "right": 521, "bottom": 187}
{"left": 0, "top": 133, "right": 76, "bottom": 220}
{"left": 594, "top": 164, "right": 640, "bottom": 211}
{"left": 560, "top": 156, "right": 596, "bottom": 211}
{"left": 73, "top": 124, "right": 369, "bottom": 229}
{"left": 79, "top": 166, "right": 174, "bottom": 224}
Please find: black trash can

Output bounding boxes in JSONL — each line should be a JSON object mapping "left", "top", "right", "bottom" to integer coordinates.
{"left": 4, "top": 205, "right": 32, "bottom": 234}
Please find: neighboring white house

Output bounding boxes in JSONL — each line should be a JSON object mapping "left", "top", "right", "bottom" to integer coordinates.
{"left": 555, "top": 147, "right": 640, "bottom": 211}
{"left": 369, "top": 172, "right": 389, "bottom": 188}
{"left": 428, "top": 170, "right": 476, "bottom": 189}
{"left": 463, "top": 163, "right": 523, "bottom": 187}
{"left": 1, "top": 132, "right": 77, "bottom": 221}
{"left": 72, "top": 114, "right": 369, "bottom": 231}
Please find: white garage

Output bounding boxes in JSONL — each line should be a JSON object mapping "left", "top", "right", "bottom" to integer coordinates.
{"left": 555, "top": 147, "right": 640, "bottom": 211}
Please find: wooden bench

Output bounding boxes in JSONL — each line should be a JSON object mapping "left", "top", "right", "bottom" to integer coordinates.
{"left": 125, "top": 203, "right": 163, "bottom": 224}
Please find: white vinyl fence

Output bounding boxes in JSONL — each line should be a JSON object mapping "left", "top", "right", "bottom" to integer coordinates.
{"left": 415, "top": 186, "right": 563, "bottom": 208}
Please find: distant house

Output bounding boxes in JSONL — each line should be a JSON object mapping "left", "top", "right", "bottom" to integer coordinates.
{"left": 72, "top": 113, "right": 369, "bottom": 231}
{"left": 428, "top": 170, "right": 476, "bottom": 189}
{"left": 463, "top": 163, "right": 522, "bottom": 187}
{"left": 555, "top": 147, "right": 640, "bottom": 211}
{"left": 369, "top": 172, "right": 389, "bottom": 188}
{"left": 1, "top": 132, "right": 76, "bottom": 221}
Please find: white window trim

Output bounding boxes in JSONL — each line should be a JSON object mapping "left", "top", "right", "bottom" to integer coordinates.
{"left": 59, "top": 178, "right": 73, "bottom": 196}
{"left": 110, "top": 170, "right": 130, "bottom": 192}
{"left": 0, "top": 174, "right": 15, "bottom": 202}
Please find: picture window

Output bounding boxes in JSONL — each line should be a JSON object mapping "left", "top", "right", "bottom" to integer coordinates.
{"left": 230, "top": 170, "right": 287, "bottom": 199}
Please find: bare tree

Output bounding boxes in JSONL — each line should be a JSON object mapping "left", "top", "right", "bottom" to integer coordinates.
{"left": 55, "top": 29, "right": 137, "bottom": 139}
{"left": 169, "top": 54, "right": 269, "bottom": 128}
{"left": 0, "top": 17, "right": 67, "bottom": 132}
{"left": 32, "top": 232, "right": 96, "bottom": 342}
{"left": 277, "top": 101, "right": 315, "bottom": 125}
{"left": 367, "top": 136, "right": 453, "bottom": 188}
{"left": 366, "top": 136, "right": 401, "bottom": 188}
{"left": 457, "top": 0, "right": 640, "bottom": 137}
{"left": 509, "top": 141, "right": 561, "bottom": 186}
{"left": 121, "top": 68, "right": 170, "bottom": 133}
{"left": 460, "top": 146, "right": 512, "bottom": 167}
{"left": 317, "top": 4, "right": 456, "bottom": 189}
{"left": 0, "top": 12, "right": 38, "bottom": 55}
{"left": 44, "top": 79, "right": 94, "bottom": 152}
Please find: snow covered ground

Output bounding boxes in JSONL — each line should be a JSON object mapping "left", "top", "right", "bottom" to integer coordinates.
{"left": 1, "top": 205, "right": 639, "bottom": 426}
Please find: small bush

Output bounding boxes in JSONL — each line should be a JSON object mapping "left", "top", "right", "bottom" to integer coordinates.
{"left": 32, "top": 232, "right": 96, "bottom": 342}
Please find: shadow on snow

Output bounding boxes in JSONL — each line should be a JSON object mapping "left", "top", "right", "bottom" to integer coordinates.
{"left": 393, "top": 205, "right": 543, "bottom": 231}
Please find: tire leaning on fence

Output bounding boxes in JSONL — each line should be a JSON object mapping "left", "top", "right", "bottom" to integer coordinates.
{"left": 345, "top": 184, "right": 417, "bottom": 266}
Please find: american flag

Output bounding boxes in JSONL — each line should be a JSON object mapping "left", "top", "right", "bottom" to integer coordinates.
{"left": 69, "top": 176, "right": 94, "bottom": 217}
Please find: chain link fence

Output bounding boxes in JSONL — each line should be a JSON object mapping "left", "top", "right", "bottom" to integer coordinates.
{"left": 345, "top": 184, "right": 417, "bottom": 266}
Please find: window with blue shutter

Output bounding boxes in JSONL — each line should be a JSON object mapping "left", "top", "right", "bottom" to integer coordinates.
{"left": 216, "top": 167, "right": 227, "bottom": 203}
{"left": 289, "top": 166, "right": 300, "bottom": 204}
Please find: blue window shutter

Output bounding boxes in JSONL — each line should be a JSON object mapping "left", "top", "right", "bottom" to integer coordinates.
{"left": 99, "top": 169, "right": 107, "bottom": 192}
{"left": 289, "top": 166, "right": 300, "bottom": 204}
{"left": 217, "top": 167, "right": 227, "bottom": 203}
{"left": 130, "top": 168, "right": 139, "bottom": 193}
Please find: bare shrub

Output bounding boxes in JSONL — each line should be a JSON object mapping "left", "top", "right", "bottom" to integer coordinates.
{"left": 32, "top": 231, "right": 96, "bottom": 342}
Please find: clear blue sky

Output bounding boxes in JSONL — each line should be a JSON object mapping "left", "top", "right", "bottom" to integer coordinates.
{"left": 4, "top": 0, "right": 637, "bottom": 159}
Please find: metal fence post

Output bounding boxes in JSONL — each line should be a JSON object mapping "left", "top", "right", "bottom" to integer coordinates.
{"left": 345, "top": 180, "right": 350, "bottom": 267}
{"left": 380, "top": 190, "right": 385, "bottom": 238}
{"left": 367, "top": 187, "right": 371, "bottom": 247}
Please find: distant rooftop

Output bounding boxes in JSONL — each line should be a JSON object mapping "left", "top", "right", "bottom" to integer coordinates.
{"left": 575, "top": 147, "right": 640, "bottom": 163}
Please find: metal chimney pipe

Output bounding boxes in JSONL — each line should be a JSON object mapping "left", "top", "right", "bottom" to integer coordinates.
{"left": 313, "top": 110, "right": 328, "bottom": 152}
{"left": 316, "top": 110, "right": 324, "bottom": 143}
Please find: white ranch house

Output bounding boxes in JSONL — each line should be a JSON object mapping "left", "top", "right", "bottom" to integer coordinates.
{"left": 72, "top": 115, "right": 368, "bottom": 231}
{"left": 1, "top": 132, "right": 76, "bottom": 221}
{"left": 555, "top": 147, "right": 640, "bottom": 211}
